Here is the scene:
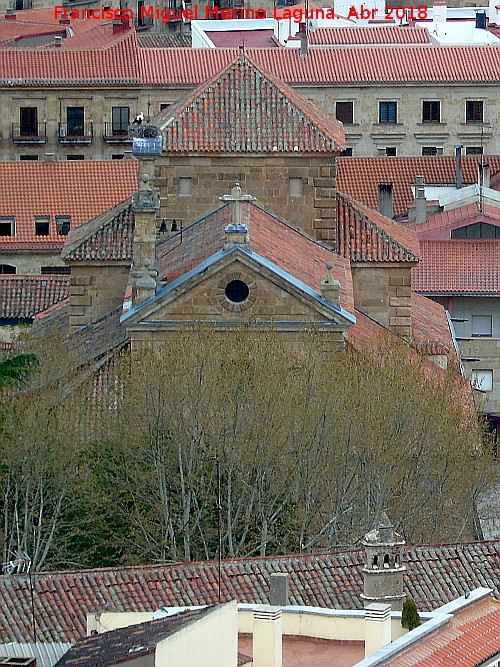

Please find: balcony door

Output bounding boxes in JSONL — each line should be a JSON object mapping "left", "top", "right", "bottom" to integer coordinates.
{"left": 20, "top": 107, "right": 37, "bottom": 136}
{"left": 112, "top": 106, "right": 130, "bottom": 135}
{"left": 67, "top": 107, "right": 84, "bottom": 136}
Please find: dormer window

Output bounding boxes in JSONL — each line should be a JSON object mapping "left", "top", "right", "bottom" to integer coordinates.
{"left": 383, "top": 554, "right": 390, "bottom": 568}
{"left": 452, "top": 222, "right": 500, "bottom": 239}
{"left": 0, "top": 216, "right": 15, "bottom": 236}
{"left": 35, "top": 216, "right": 50, "bottom": 236}
{"left": 56, "top": 215, "right": 71, "bottom": 235}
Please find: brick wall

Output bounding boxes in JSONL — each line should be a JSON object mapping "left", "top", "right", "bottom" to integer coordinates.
{"left": 154, "top": 154, "right": 338, "bottom": 246}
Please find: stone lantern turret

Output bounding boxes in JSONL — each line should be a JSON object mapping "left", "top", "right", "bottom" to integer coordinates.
{"left": 361, "top": 513, "right": 406, "bottom": 611}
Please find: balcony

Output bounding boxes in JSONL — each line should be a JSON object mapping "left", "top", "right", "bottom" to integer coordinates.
{"left": 12, "top": 123, "right": 47, "bottom": 144}
{"left": 102, "top": 123, "right": 132, "bottom": 144}
{"left": 58, "top": 122, "right": 93, "bottom": 144}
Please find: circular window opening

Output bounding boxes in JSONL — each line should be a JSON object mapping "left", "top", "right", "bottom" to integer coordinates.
{"left": 225, "top": 279, "right": 249, "bottom": 303}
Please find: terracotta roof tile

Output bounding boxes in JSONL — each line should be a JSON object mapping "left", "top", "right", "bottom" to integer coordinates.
{"left": 0, "top": 161, "right": 137, "bottom": 248}
{"left": 337, "top": 157, "right": 500, "bottom": 216}
{"left": 412, "top": 240, "right": 500, "bottom": 293}
{"left": 337, "top": 192, "right": 420, "bottom": 262}
{"left": 137, "top": 32, "right": 191, "bottom": 48}
{"left": 62, "top": 199, "right": 134, "bottom": 262}
{"left": 0, "top": 274, "right": 69, "bottom": 319}
{"left": 141, "top": 46, "right": 500, "bottom": 86}
{"left": 157, "top": 53, "right": 345, "bottom": 153}
{"left": 310, "top": 26, "right": 431, "bottom": 44}
{"left": 411, "top": 292, "right": 454, "bottom": 351}
{"left": 386, "top": 598, "right": 500, "bottom": 666}
{"left": 409, "top": 203, "right": 500, "bottom": 240}
{"left": 0, "top": 540, "right": 498, "bottom": 644}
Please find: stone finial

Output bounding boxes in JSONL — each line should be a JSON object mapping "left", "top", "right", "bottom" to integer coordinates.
{"left": 224, "top": 222, "right": 250, "bottom": 250}
{"left": 139, "top": 172, "right": 152, "bottom": 191}
{"left": 320, "top": 260, "right": 341, "bottom": 307}
{"left": 219, "top": 183, "right": 256, "bottom": 227}
{"left": 132, "top": 258, "right": 158, "bottom": 306}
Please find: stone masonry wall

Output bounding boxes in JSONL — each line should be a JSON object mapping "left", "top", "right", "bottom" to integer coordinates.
{"left": 154, "top": 154, "right": 338, "bottom": 246}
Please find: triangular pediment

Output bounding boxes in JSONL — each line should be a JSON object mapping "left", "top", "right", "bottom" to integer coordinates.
{"left": 123, "top": 248, "right": 355, "bottom": 329}
{"left": 154, "top": 53, "right": 345, "bottom": 154}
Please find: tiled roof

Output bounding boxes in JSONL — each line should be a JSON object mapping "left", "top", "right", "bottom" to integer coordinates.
{"left": 412, "top": 240, "right": 500, "bottom": 293}
{"left": 386, "top": 597, "right": 500, "bottom": 667}
{"left": 310, "top": 26, "right": 431, "bottom": 44}
{"left": 337, "top": 157, "right": 500, "bottom": 216}
{"left": 137, "top": 32, "right": 191, "bottom": 47}
{"left": 0, "top": 275, "right": 69, "bottom": 319}
{"left": 61, "top": 199, "right": 134, "bottom": 262}
{"left": 0, "top": 31, "right": 140, "bottom": 83}
{"left": 0, "top": 162, "right": 137, "bottom": 248}
{"left": 157, "top": 53, "right": 345, "bottom": 153}
{"left": 0, "top": 540, "right": 498, "bottom": 644}
{"left": 141, "top": 46, "right": 500, "bottom": 85}
{"left": 411, "top": 292, "right": 454, "bottom": 352}
{"left": 337, "top": 192, "right": 420, "bottom": 262}
{"left": 159, "top": 201, "right": 354, "bottom": 312}
{"left": 409, "top": 203, "right": 500, "bottom": 241}
{"left": 55, "top": 609, "right": 211, "bottom": 667}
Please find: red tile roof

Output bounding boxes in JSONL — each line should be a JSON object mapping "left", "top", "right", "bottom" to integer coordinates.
{"left": 0, "top": 31, "right": 140, "bottom": 82}
{"left": 310, "top": 26, "right": 431, "bottom": 44}
{"left": 337, "top": 192, "right": 420, "bottom": 262}
{"left": 411, "top": 292, "right": 454, "bottom": 352}
{"left": 0, "top": 274, "right": 69, "bottom": 319}
{"left": 409, "top": 203, "right": 500, "bottom": 240}
{"left": 337, "top": 156, "right": 500, "bottom": 216}
{"left": 386, "top": 597, "right": 500, "bottom": 667}
{"left": 159, "top": 201, "right": 354, "bottom": 312}
{"left": 412, "top": 240, "right": 500, "bottom": 293}
{"left": 0, "top": 161, "right": 137, "bottom": 248}
{"left": 157, "top": 53, "right": 345, "bottom": 153}
{"left": 0, "top": 540, "right": 498, "bottom": 644}
{"left": 137, "top": 33, "right": 191, "bottom": 48}
{"left": 141, "top": 46, "right": 500, "bottom": 86}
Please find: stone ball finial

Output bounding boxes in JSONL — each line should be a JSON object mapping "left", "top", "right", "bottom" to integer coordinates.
{"left": 139, "top": 173, "right": 152, "bottom": 191}
{"left": 326, "top": 260, "right": 334, "bottom": 271}
{"left": 143, "top": 258, "right": 151, "bottom": 268}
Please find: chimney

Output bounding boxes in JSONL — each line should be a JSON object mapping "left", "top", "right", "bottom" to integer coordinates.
{"left": 270, "top": 573, "right": 289, "bottom": 607}
{"left": 455, "top": 145, "right": 463, "bottom": 188}
{"left": 253, "top": 606, "right": 282, "bottom": 667}
{"left": 44, "top": 152, "right": 55, "bottom": 162}
{"left": 364, "top": 603, "right": 392, "bottom": 658}
{"left": 54, "top": 35, "right": 63, "bottom": 47}
{"left": 433, "top": 1, "right": 447, "bottom": 22}
{"left": 112, "top": 18, "right": 125, "bottom": 34}
{"left": 5, "top": 8, "right": 15, "bottom": 19}
{"left": 378, "top": 182, "right": 394, "bottom": 219}
{"left": 415, "top": 175, "right": 427, "bottom": 224}
{"left": 320, "top": 261, "right": 341, "bottom": 309}
{"left": 299, "top": 31, "right": 308, "bottom": 57}
{"left": 478, "top": 162, "right": 490, "bottom": 189}
{"left": 475, "top": 9, "right": 487, "bottom": 27}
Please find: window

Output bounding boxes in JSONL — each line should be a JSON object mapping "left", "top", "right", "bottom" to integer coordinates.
{"left": 0, "top": 216, "right": 15, "bottom": 236}
{"left": 452, "top": 223, "right": 500, "bottom": 239}
{"left": 67, "top": 155, "right": 84, "bottom": 160}
{"left": 56, "top": 215, "right": 71, "bottom": 235}
{"left": 112, "top": 154, "right": 124, "bottom": 159}
{"left": 472, "top": 315, "right": 492, "bottom": 337}
{"left": 385, "top": 147, "right": 397, "bottom": 156}
{"left": 35, "top": 216, "right": 50, "bottom": 236}
{"left": 19, "top": 107, "right": 38, "bottom": 136}
{"left": 422, "top": 147, "right": 443, "bottom": 156}
{"left": 466, "top": 100, "right": 483, "bottom": 122}
{"left": 112, "top": 106, "right": 129, "bottom": 135}
{"left": 20, "top": 154, "right": 38, "bottom": 161}
{"left": 160, "top": 103, "right": 171, "bottom": 111}
{"left": 225, "top": 280, "right": 249, "bottom": 303}
{"left": 466, "top": 146, "right": 483, "bottom": 155}
{"left": 341, "top": 147, "right": 353, "bottom": 156}
{"left": 289, "top": 177, "right": 303, "bottom": 197}
{"left": 179, "top": 177, "right": 192, "bottom": 196}
{"left": 41, "top": 266, "right": 71, "bottom": 275}
{"left": 67, "top": 106, "right": 84, "bottom": 135}
{"left": 335, "top": 101, "right": 353, "bottom": 124}
{"left": 422, "top": 101, "right": 440, "bottom": 123}
{"left": 471, "top": 369, "right": 493, "bottom": 391}
{"left": 379, "top": 101, "right": 397, "bottom": 123}
{"left": 0, "top": 264, "right": 16, "bottom": 274}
